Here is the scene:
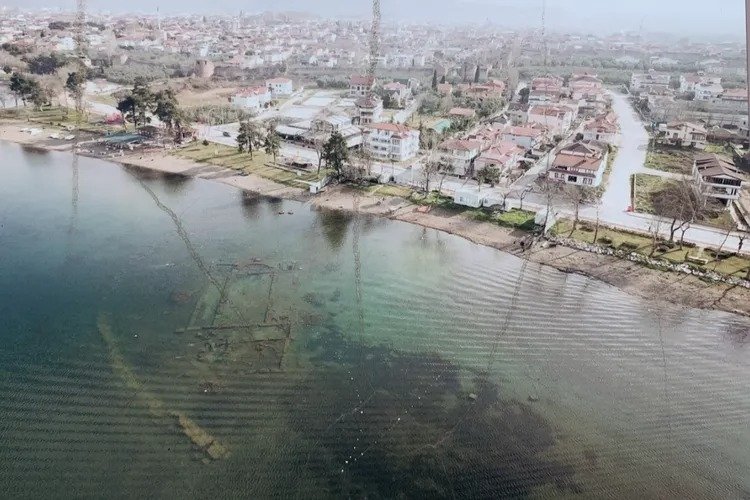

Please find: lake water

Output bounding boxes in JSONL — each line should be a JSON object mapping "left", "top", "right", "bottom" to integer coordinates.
{"left": 1, "top": 141, "right": 749, "bottom": 498}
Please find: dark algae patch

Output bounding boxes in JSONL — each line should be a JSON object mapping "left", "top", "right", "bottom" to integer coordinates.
{"left": 285, "top": 326, "right": 579, "bottom": 498}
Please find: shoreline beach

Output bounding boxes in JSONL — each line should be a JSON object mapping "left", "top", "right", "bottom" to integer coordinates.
{"left": 2, "top": 121, "right": 749, "bottom": 317}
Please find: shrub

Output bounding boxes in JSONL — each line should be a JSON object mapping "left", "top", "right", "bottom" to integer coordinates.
{"left": 620, "top": 241, "right": 639, "bottom": 251}
{"left": 202, "top": 139, "right": 209, "bottom": 146}
{"left": 597, "top": 236, "right": 613, "bottom": 245}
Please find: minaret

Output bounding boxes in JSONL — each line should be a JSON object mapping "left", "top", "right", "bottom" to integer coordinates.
{"left": 157, "top": 6, "right": 161, "bottom": 31}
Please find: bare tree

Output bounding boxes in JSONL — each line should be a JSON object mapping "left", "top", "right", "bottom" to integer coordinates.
{"left": 651, "top": 179, "right": 706, "bottom": 244}
{"left": 422, "top": 156, "right": 440, "bottom": 194}
{"left": 437, "top": 159, "right": 455, "bottom": 194}
{"left": 563, "top": 184, "right": 595, "bottom": 234}
{"left": 518, "top": 185, "right": 533, "bottom": 211}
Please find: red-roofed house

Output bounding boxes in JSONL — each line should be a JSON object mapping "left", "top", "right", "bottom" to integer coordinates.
{"left": 448, "top": 107, "right": 476, "bottom": 119}
{"left": 475, "top": 141, "right": 526, "bottom": 174}
{"left": 350, "top": 75, "right": 375, "bottom": 98}
{"left": 582, "top": 113, "right": 618, "bottom": 143}
{"left": 437, "top": 83, "right": 453, "bottom": 96}
{"left": 364, "top": 123, "right": 420, "bottom": 162}
{"left": 549, "top": 141, "right": 608, "bottom": 187}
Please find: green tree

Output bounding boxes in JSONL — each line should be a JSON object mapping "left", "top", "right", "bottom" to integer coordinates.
{"left": 27, "top": 53, "right": 66, "bottom": 75}
{"left": 474, "top": 65, "right": 481, "bottom": 83}
{"left": 263, "top": 124, "right": 281, "bottom": 164}
{"left": 236, "top": 121, "right": 263, "bottom": 159}
{"left": 519, "top": 87, "right": 530, "bottom": 104}
{"left": 431, "top": 69, "right": 437, "bottom": 90}
{"left": 437, "top": 160, "right": 455, "bottom": 193}
{"left": 476, "top": 165, "right": 501, "bottom": 190}
{"left": 9, "top": 72, "right": 39, "bottom": 107}
{"left": 153, "top": 88, "right": 180, "bottom": 131}
{"left": 322, "top": 131, "right": 349, "bottom": 178}
{"left": 65, "top": 71, "right": 85, "bottom": 113}
{"left": 116, "top": 77, "right": 154, "bottom": 129}
{"left": 2, "top": 65, "right": 11, "bottom": 74}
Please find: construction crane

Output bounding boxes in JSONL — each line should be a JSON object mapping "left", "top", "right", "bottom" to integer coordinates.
{"left": 73, "top": 0, "right": 88, "bottom": 117}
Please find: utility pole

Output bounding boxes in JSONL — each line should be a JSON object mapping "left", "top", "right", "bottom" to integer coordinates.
{"left": 746, "top": 0, "right": 750, "bottom": 140}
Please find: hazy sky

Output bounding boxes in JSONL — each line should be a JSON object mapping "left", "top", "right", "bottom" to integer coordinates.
{"left": 1, "top": 0, "right": 746, "bottom": 37}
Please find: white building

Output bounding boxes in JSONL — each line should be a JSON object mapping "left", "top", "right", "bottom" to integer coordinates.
{"left": 230, "top": 86, "right": 271, "bottom": 110}
{"left": 364, "top": 123, "right": 420, "bottom": 162}
{"left": 501, "top": 125, "right": 545, "bottom": 150}
{"left": 657, "top": 122, "right": 707, "bottom": 149}
{"left": 266, "top": 77, "right": 293, "bottom": 97}
{"left": 355, "top": 96, "right": 383, "bottom": 125}
{"left": 527, "top": 105, "right": 574, "bottom": 137}
{"left": 693, "top": 153, "right": 748, "bottom": 207}
{"left": 549, "top": 141, "right": 608, "bottom": 187}
{"left": 630, "top": 70, "right": 670, "bottom": 93}
{"left": 438, "top": 139, "right": 483, "bottom": 177}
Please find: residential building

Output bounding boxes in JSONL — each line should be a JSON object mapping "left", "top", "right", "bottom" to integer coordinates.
{"left": 548, "top": 141, "right": 609, "bottom": 187}
{"left": 693, "top": 153, "right": 748, "bottom": 206}
{"left": 582, "top": 113, "right": 618, "bottom": 143}
{"left": 266, "top": 77, "right": 293, "bottom": 97}
{"left": 438, "top": 139, "right": 483, "bottom": 176}
{"left": 569, "top": 73, "right": 604, "bottom": 100}
{"left": 501, "top": 125, "right": 545, "bottom": 150}
{"left": 364, "top": 123, "right": 420, "bottom": 162}
{"left": 436, "top": 83, "right": 453, "bottom": 96}
{"left": 506, "top": 102, "right": 529, "bottom": 126}
{"left": 350, "top": 75, "right": 375, "bottom": 98}
{"left": 355, "top": 96, "right": 383, "bottom": 125}
{"left": 448, "top": 107, "right": 476, "bottom": 120}
{"left": 630, "top": 70, "right": 670, "bottom": 93}
{"left": 657, "top": 122, "right": 707, "bottom": 149}
{"left": 382, "top": 81, "right": 411, "bottom": 108}
{"left": 527, "top": 105, "right": 574, "bottom": 136}
{"left": 230, "top": 86, "right": 271, "bottom": 110}
{"left": 474, "top": 141, "right": 526, "bottom": 175}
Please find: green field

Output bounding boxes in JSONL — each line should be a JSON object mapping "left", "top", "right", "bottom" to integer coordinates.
{"left": 644, "top": 145, "right": 694, "bottom": 174}
{"left": 173, "top": 142, "right": 327, "bottom": 188}
{"left": 553, "top": 219, "right": 750, "bottom": 278}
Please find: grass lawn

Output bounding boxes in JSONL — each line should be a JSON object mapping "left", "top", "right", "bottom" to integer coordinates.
{"left": 0, "top": 106, "right": 122, "bottom": 134}
{"left": 553, "top": 219, "right": 750, "bottom": 278}
{"left": 633, "top": 173, "right": 670, "bottom": 213}
{"left": 704, "top": 144, "right": 731, "bottom": 155}
{"left": 173, "top": 142, "right": 325, "bottom": 188}
{"left": 406, "top": 113, "right": 443, "bottom": 129}
{"left": 644, "top": 144, "right": 694, "bottom": 174}
{"left": 594, "top": 146, "right": 618, "bottom": 198}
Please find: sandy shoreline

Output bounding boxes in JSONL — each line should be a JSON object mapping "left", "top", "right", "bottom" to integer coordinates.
{"left": 3, "top": 121, "right": 749, "bottom": 318}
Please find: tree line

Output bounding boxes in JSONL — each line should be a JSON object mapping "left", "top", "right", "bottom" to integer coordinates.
{"left": 116, "top": 77, "right": 187, "bottom": 141}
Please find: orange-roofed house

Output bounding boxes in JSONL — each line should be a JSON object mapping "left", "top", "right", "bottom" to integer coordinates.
{"left": 350, "top": 75, "right": 375, "bottom": 98}
{"left": 548, "top": 141, "right": 609, "bottom": 187}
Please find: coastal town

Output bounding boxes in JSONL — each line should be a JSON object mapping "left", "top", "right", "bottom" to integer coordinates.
{"left": 1, "top": 4, "right": 749, "bottom": 303}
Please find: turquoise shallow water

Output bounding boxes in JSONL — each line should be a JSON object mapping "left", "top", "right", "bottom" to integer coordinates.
{"left": 1, "top": 141, "right": 750, "bottom": 498}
